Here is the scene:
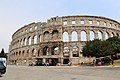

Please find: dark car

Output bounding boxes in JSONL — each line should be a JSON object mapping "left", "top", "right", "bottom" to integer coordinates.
{"left": 0, "top": 58, "right": 6, "bottom": 76}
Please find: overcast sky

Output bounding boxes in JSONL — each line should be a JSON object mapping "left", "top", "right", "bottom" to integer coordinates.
{"left": 0, "top": 0, "right": 120, "bottom": 52}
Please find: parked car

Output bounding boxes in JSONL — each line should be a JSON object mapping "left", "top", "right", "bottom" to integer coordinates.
{"left": 0, "top": 58, "right": 7, "bottom": 76}
{"left": 96, "top": 57, "right": 111, "bottom": 66}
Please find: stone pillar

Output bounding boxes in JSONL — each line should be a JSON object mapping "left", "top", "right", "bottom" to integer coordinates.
{"left": 22, "top": 39, "right": 24, "bottom": 46}
{"left": 50, "top": 33, "right": 52, "bottom": 42}
{"left": 69, "top": 48, "right": 73, "bottom": 65}
{"left": 48, "top": 46, "right": 51, "bottom": 56}
{"left": 59, "top": 43, "right": 63, "bottom": 64}
{"left": 58, "top": 58, "right": 61, "bottom": 63}
{"left": 108, "top": 32, "right": 111, "bottom": 38}
{"left": 86, "top": 31, "right": 90, "bottom": 41}
{"left": 69, "top": 32, "right": 71, "bottom": 41}
{"left": 26, "top": 37, "right": 29, "bottom": 45}
{"left": 95, "top": 31, "right": 98, "bottom": 39}
{"left": 70, "top": 48, "right": 72, "bottom": 58}
{"left": 41, "top": 34, "right": 44, "bottom": 42}
{"left": 103, "top": 31, "right": 106, "bottom": 40}
{"left": 78, "top": 31, "right": 81, "bottom": 41}
{"left": 20, "top": 39, "right": 22, "bottom": 47}
{"left": 37, "top": 34, "right": 40, "bottom": 44}
{"left": 31, "top": 36, "right": 34, "bottom": 45}
{"left": 61, "top": 58, "right": 63, "bottom": 65}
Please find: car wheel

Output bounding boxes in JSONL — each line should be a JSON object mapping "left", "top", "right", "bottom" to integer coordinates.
{"left": 0, "top": 72, "right": 2, "bottom": 77}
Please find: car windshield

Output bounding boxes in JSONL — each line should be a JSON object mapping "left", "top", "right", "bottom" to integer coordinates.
{"left": 0, "top": 61, "right": 3, "bottom": 65}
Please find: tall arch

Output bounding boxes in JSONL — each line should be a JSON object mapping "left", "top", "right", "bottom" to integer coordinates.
{"left": 81, "top": 31, "right": 87, "bottom": 41}
{"left": 111, "top": 32, "right": 115, "bottom": 37}
{"left": 105, "top": 31, "right": 109, "bottom": 40}
{"left": 72, "top": 46, "right": 79, "bottom": 57}
{"left": 34, "top": 35, "right": 37, "bottom": 44}
{"left": 32, "top": 48, "right": 36, "bottom": 57}
{"left": 116, "top": 33, "right": 119, "bottom": 37}
{"left": 28, "top": 36, "right": 31, "bottom": 45}
{"left": 51, "top": 45, "right": 59, "bottom": 55}
{"left": 23, "top": 38, "right": 27, "bottom": 46}
{"left": 98, "top": 31, "right": 103, "bottom": 40}
{"left": 22, "top": 50, "right": 25, "bottom": 58}
{"left": 27, "top": 49, "right": 30, "bottom": 57}
{"left": 52, "top": 30, "right": 59, "bottom": 41}
{"left": 19, "top": 51, "right": 21, "bottom": 58}
{"left": 71, "top": 31, "right": 78, "bottom": 41}
{"left": 63, "top": 32, "right": 69, "bottom": 42}
{"left": 20, "top": 39, "right": 22, "bottom": 45}
{"left": 39, "top": 35, "right": 42, "bottom": 42}
{"left": 43, "top": 31, "right": 49, "bottom": 42}
{"left": 90, "top": 31, "right": 95, "bottom": 41}
{"left": 63, "top": 47, "right": 69, "bottom": 57}
{"left": 43, "top": 46, "right": 49, "bottom": 55}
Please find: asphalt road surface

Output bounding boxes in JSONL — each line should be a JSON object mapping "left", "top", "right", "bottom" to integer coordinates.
{"left": 0, "top": 65, "right": 120, "bottom": 80}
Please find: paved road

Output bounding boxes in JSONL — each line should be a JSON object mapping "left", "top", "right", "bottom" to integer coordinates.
{"left": 0, "top": 65, "right": 120, "bottom": 80}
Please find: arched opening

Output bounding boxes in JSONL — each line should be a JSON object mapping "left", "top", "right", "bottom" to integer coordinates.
{"left": 71, "top": 31, "right": 78, "bottom": 41}
{"left": 90, "top": 31, "right": 95, "bottom": 41}
{"left": 105, "top": 31, "right": 109, "bottom": 40}
{"left": 43, "top": 46, "right": 49, "bottom": 55}
{"left": 34, "top": 26, "right": 37, "bottom": 30}
{"left": 19, "top": 51, "right": 21, "bottom": 58}
{"left": 111, "top": 32, "right": 114, "bottom": 37}
{"left": 13, "top": 52, "right": 15, "bottom": 58}
{"left": 18, "top": 40, "right": 19, "bottom": 46}
{"left": 81, "top": 31, "right": 87, "bottom": 41}
{"left": 32, "top": 49, "right": 36, "bottom": 57}
{"left": 51, "top": 46, "right": 59, "bottom": 55}
{"left": 63, "top": 32, "right": 69, "bottom": 42}
{"left": 52, "top": 30, "right": 59, "bottom": 41}
{"left": 98, "top": 31, "right": 103, "bottom": 40}
{"left": 39, "top": 35, "right": 42, "bottom": 42}
{"left": 72, "top": 46, "right": 79, "bottom": 57}
{"left": 22, "top": 50, "right": 25, "bottom": 58}
{"left": 116, "top": 33, "right": 119, "bottom": 37}
{"left": 63, "top": 47, "right": 69, "bottom": 57}
{"left": 34, "top": 35, "right": 37, "bottom": 44}
{"left": 28, "top": 36, "right": 31, "bottom": 45}
{"left": 23, "top": 38, "right": 27, "bottom": 46}
{"left": 43, "top": 31, "right": 49, "bottom": 42}
{"left": 27, "top": 49, "right": 30, "bottom": 57}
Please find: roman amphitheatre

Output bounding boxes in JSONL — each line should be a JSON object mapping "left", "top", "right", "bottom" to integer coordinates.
{"left": 8, "top": 15, "right": 120, "bottom": 66}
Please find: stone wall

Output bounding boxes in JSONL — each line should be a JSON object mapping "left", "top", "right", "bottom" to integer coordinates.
{"left": 8, "top": 15, "right": 120, "bottom": 66}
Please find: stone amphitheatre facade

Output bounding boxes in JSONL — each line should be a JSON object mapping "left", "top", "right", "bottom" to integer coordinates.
{"left": 8, "top": 15, "right": 120, "bottom": 66}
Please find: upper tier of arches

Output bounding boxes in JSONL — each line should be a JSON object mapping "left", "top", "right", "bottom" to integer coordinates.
{"left": 12, "top": 15, "right": 120, "bottom": 40}
{"left": 10, "top": 15, "right": 120, "bottom": 50}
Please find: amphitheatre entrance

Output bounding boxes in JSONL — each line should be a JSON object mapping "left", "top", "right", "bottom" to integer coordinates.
{"left": 36, "top": 58, "right": 58, "bottom": 66}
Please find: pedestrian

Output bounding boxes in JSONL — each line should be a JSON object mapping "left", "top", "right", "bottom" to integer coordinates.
{"left": 111, "top": 59, "right": 114, "bottom": 66}
{"left": 68, "top": 61, "right": 72, "bottom": 66}
{"left": 46, "top": 61, "right": 49, "bottom": 66}
{"left": 93, "top": 59, "right": 96, "bottom": 66}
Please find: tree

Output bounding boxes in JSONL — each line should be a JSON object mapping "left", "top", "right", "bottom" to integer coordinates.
{"left": 82, "top": 37, "right": 120, "bottom": 58}
{"left": 106, "top": 36, "right": 120, "bottom": 59}
{"left": 82, "top": 39, "right": 104, "bottom": 58}
{"left": 106, "top": 36, "right": 120, "bottom": 55}
{"left": 0, "top": 48, "right": 7, "bottom": 58}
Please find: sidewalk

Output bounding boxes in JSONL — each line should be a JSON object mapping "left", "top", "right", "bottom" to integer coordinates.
{"left": 94, "top": 65, "right": 120, "bottom": 68}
